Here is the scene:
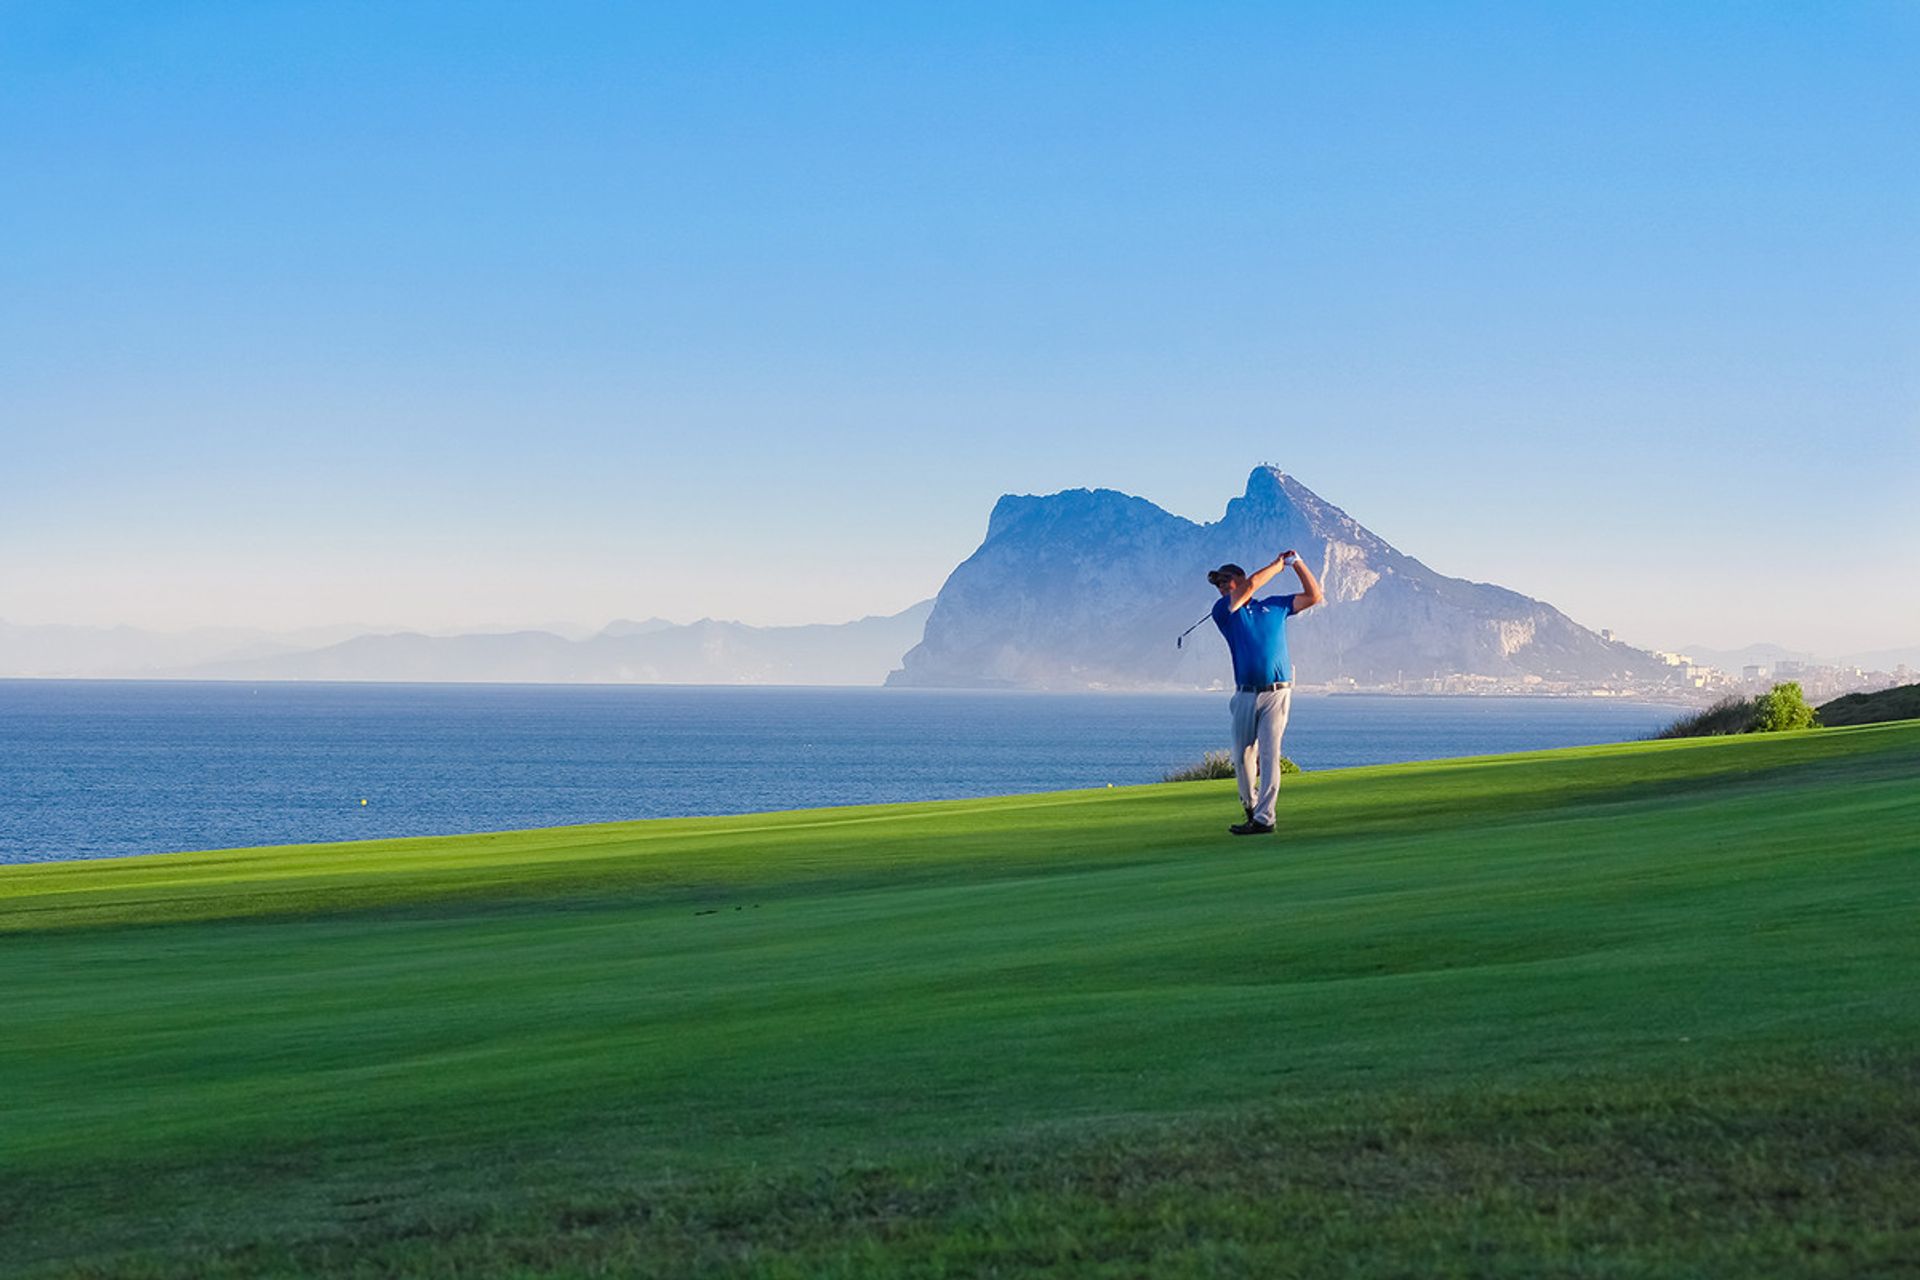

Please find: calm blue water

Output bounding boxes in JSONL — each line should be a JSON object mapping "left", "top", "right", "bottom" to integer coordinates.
{"left": 0, "top": 681, "right": 1685, "bottom": 864}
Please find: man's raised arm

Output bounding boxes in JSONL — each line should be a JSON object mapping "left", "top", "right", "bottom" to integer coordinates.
{"left": 1288, "top": 554, "right": 1325, "bottom": 615}
{"left": 1229, "top": 551, "right": 1296, "bottom": 610}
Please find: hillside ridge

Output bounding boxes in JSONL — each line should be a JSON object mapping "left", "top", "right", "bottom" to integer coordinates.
{"left": 891, "top": 466, "right": 1673, "bottom": 691}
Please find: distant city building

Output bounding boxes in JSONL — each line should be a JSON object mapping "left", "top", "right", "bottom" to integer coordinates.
{"left": 1743, "top": 664, "right": 1767, "bottom": 680}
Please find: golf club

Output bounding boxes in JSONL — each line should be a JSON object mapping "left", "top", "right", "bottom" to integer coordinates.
{"left": 1175, "top": 612, "right": 1211, "bottom": 649}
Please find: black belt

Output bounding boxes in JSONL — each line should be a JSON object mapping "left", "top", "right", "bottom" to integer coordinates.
{"left": 1237, "top": 681, "right": 1291, "bottom": 693}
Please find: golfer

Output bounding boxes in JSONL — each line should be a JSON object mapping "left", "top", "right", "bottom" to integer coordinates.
{"left": 1208, "top": 550, "right": 1324, "bottom": 835}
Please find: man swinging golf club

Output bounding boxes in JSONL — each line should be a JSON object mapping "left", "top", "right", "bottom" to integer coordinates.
{"left": 1208, "top": 550, "right": 1324, "bottom": 835}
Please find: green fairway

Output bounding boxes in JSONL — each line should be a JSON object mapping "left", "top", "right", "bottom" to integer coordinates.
{"left": 4, "top": 723, "right": 1917, "bottom": 1277}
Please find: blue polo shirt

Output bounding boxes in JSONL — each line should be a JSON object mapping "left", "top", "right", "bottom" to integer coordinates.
{"left": 1212, "top": 594, "right": 1297, "bottom": 687}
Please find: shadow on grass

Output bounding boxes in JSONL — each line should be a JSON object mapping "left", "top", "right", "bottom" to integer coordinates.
{"left": 17, "top": 1054, "right": 1918, "bottom": 1279}
{"left": 5, "top": 725, "right": 1916, "bottom": 941}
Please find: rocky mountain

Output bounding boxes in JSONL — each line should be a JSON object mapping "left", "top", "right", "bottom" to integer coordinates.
{"left": 162, "top": 602, "right": 934, "bottom": 685}
{"left": 888, "top": 467, "right": 1673, "bottom": 690}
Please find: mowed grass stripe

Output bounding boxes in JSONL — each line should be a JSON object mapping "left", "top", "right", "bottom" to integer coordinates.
{"left": 1, "top": 722, "right": 1916, "bottom": 1276}
{"left": 3, "top": 721, "right": 1912, "bottom": 934}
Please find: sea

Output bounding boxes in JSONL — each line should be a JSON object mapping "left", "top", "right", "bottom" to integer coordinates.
{"left": 0, "top": 680, "right": 1688, "bottom": 865}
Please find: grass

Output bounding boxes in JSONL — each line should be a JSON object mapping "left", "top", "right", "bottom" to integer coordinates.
{"left": 3, "top": 723, "right": 1918, "bottom": 1277}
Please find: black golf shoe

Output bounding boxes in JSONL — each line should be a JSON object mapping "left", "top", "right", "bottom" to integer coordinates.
{"left": 1228, "top": 820, "right": 1276, "bottom": 836}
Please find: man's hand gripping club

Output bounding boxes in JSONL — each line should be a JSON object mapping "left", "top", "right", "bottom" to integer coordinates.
{"left": 1224, "top": 550, "right": 1326, "bottom": 615}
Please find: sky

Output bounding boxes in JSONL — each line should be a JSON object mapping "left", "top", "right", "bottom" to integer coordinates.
{"left": 3, "top": 1, "right": 1916, "bottom": 658}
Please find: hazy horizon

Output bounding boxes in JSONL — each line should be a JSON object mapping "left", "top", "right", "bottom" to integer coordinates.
{"left": 5, "top": 5, "right": 1915, "bottom": 657}
{"left": 3, "top": 464, "right": 1917, "bottom": 659}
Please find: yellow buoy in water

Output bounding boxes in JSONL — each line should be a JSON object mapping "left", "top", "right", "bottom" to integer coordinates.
{"left": 359, "top": 798, "right": 368, "bottom": 806}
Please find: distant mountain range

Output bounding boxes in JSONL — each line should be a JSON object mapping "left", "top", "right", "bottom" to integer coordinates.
{"left": 1836, "top": 646, "right": 1920, "bottom": 672}
{"left": 889, "top": 467, "right": 1676, "bottom": 690}
{"left": 7, "top": 469, "right": 1905, "bottom": 690}
{"left": 0, "top": 620, "right": 381, "bottom": 678}
{"left": 0, "top": 605, "right": 933, "bottom": 686}
{"left": 1674, "top": 642, "right": 1817, "bottom": 672}
{"left": 1677, "top": 641, "right": 1920, "bottom": 675}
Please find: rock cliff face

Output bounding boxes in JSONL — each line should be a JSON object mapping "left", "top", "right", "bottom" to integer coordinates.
{"left": 888, "top": 468, "right": 1669, "bottom": 689}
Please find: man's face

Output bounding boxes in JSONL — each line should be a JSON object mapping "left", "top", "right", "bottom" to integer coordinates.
{"left": 1212, "top": 574, "right": 1244, "bottom": 597}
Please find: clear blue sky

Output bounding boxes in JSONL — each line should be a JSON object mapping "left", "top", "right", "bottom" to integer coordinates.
{"left": 4, "top": 2, "right": 1915, "bottom": 656}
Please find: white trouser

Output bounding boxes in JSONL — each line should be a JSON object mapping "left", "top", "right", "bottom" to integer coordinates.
{"left": 1229, "top": 687, "right": 1291, "bottom": 826}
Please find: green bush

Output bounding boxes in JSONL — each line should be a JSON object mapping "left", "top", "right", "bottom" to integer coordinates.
{"left": 1163, "top": 750, "right": 1301, "bottom": 782}
{"left": 1752, "top": 681, "right": 1818, "bottom": 732}
{"left": 1655, "top": 683, "right": 1819, "bottom": 739}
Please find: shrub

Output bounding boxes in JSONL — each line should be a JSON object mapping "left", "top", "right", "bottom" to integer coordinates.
{"left": 1163, "top": 750, "right": 1301, "bottom": 782}
{"left": 1654, "top": 683, "right": 1819, "bottom": 739}
{"left": 1654, "top": 696, "right": 1758, "bottom": 739}
{"left": 1752, "top": 681, "right": 1818, "bottom": 733}
{"left": 1164, "top": 750, "right": 1237, "bottom": 782}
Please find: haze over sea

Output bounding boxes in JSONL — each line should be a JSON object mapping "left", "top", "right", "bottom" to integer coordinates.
{"left": 1, "top": 681, "right": 1684, "bottom": 864}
